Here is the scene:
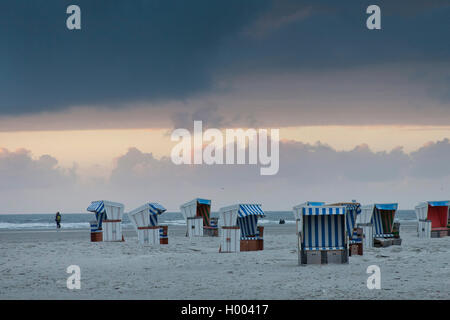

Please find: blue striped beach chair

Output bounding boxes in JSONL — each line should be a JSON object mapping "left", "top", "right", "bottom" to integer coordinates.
{"left": 327, "top": 202, "right": 361, "bottom": 243}
{"left": 360, "top": 203, "right": 401, "bottom": 247}
{"left": 293, "top": 203, "right": 349, "bottom": 264}
{"left": 328, "top": 202, "right": 363, "bottom": 255}
{"left": 218, "top": 204, "right": 265, "bottom": 252}
{"left": 372, "top": 203, "right": 397, "bottom": 238}
{"left": 128, "top": 202, "right": 167, "bottom": 245}
{"left": 87, "top": 201, "right": 106, "bottom": 230}
{"left": 87, "top": 200, "right": 124, "bottom": 242}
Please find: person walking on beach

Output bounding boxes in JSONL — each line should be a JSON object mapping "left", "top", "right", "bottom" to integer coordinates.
{"left": 55, "top": 212, "right": 61, "bottom": 229}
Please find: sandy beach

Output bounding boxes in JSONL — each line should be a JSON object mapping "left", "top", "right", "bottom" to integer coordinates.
{"left": 0, "top": 223, "right": 449, "bottom": 300}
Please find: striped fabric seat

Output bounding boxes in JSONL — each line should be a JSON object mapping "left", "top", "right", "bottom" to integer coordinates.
{"left": 303, "top": 214, "right": 346, "bottom": 251}
{"left": 236, "top": 204, "right": 265, "bottom": 239}
{"left": 371, "top": 205, "right": 396, "bottom": 238}
{"left": 90, "top": 221, "right": 99, "bottom": 232}
{"left": 209, "top": 219, "right": 218, "bottom": 228}
{"left": 301, "top": 206, "right": 346, "bottom": 251}
{"left": 196, "top": 198, "right": 211, "bottom": 227}
{"left": 237, "top": 215, "right": 259, "bottom": 238}
{"left": 304, "top": 246, "right": 346, "bottom": 251}
{"left": 241, "top": 236, "right": 261, "bottom": 240}
{"left": 375, "top": 233, "right": 394, "bottom": 238}
{"left": 159, "top": 228, "right": 168, "bottom": 238}
{"left": 344, "top": 204, "right": 361, "bottom": 238}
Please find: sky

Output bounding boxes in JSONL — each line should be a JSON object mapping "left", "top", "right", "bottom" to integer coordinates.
{"left": 1, "top": 0, "right": 450, "bottom": 213}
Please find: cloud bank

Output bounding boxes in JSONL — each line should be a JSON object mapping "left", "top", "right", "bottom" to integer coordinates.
{"left": 2, "top": 138, "right": 450, "bottom": 213}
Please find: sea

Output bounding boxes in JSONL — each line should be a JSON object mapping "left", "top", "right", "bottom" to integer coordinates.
{"left": 0, "top": 210, "right": 417, "bottom": 230}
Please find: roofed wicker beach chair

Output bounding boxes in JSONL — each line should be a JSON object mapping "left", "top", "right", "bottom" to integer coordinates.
{"left": 87, "top": 200, "right": 125, "bottom": 242}
{"left": 415, "top": 201, "right": 450, "bottom": 238}
{"left": 359, "top": 203, "right": 401, "bottom": 248}
{"left": 328, "top": 202, "right": 362, "bottom": 256}
{"left": 218, "top": 204, "right": 265, "bottom": 253}
{"left": 180, "top": 198, "right": 216, "bottom": 237}
{"left": 293, "top": 202, "right": 349, "bottom": 265}
{"left": 128, "top": 202, "right": 168, "bottom": 245}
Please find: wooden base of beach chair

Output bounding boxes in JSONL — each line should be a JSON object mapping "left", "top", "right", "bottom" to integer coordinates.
{"left": 203, "top": 226, "right": 218, "bottom": 237}
{"left": 159, "top": 225, "right": 168, "bottom": 244}
{"left": 431, "top": 229, "right": 448, "bottom": 238}
{"left": 374, "top": 237, "right": 393, "bottom": 247}
{"left": 240, "top": 239, "right": 263, "bottom": 252}
{"left": 258, "top": 239, "right": 264, "bottom": 250}
{"left": 301, "top": 249, "right": 348, "bottom": 265}
{"left": 349, "top": 243, "right": 363, "bottom": 256}
{"left": 90, "top": 231, "right": 103, "bottom": 242}
{"left": 240, "top": 226, "right": 264, "bottom": 251}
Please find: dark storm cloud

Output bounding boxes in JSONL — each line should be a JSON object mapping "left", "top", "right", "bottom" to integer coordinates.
{"left": 0, "top": 0, "right": 449, "bottom": 116}
{"left": 218, "top": 0, "right": 450, "bottom": 74}
{"left": 0, "top": 0, "right": 268, "bottom": 114}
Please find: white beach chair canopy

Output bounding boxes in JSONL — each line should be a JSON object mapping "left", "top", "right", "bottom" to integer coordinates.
{"left": 128, "top": 202, "right": 167, "bottom": 227}
{"left": 180, "top": 198, "right": 211, "bottom": 219}
{"left": 87, "top": 200, "right": 124, "bottom": 227}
